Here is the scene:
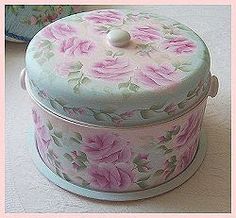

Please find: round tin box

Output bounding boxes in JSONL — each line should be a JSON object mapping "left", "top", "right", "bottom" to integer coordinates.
{"left": 20, "top": 9, "right": 219, "bottom": 201}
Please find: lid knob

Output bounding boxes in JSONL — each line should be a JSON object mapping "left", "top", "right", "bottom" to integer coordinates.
{"left": 107, "top": 29, "right": 131, "bottom": 47}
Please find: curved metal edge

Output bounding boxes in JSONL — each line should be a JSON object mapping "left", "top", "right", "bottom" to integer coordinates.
{"left": 27, "top": 128, "right": 207, "bottom": 202}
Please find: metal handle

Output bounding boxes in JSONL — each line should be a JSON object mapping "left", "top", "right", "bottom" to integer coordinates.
{"left": 20, "top": 68, "right": 26, "bottom": 90}
{"left": 208, "top": 75, "right": 219, "bottom": 98}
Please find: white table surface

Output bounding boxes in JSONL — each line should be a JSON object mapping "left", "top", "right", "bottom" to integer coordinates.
{"left": 5, "top": 5, "right": 230, "bottom": 213}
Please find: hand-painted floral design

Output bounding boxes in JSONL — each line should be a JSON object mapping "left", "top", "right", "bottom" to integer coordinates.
{"left": 42, "top": 23, "right": 76, "bottom": 40}
{"left": 91, "top": 57, "right": 131, "bottom": 81}
{"left": 135, "top": 64, "right": 180, "bottom": 88}
{"left": 87, "top": 163, "right": 134, "bottom": 191}
{"left": 132, "top": 26, "right": 161, "bottom": 42}
{"left": 163, "top": 37, "right": 196, "bottom": 54}
{"left": 32, "top": 108, "right": 51, "bottom": 154}
{"left": 84, "top": 10, "right": 123, "bottom": 24}
{"left": 175, "top": 111, "right": 201, "bottom": 148}
{"left": 176, "top": 140, "right": 198, "bottom": 173}
{"left": 80, "top": 133, "right": 132, "bottom": 164}
{"left": 133, "top": 153, "right": 151, "bottom": 172}
{"left": 60, "top": 37, "right": 95, "bottom": 56}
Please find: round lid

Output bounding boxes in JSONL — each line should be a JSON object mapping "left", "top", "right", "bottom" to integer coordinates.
{"left": 25, "top": 9, "right": 211, "bottom": 127}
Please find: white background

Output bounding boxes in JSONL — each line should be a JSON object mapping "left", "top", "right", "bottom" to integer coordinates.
{"left": 5, "top": 5, "right": 230, "bottom": 212}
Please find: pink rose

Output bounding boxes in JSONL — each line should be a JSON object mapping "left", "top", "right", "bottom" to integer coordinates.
{"left": 176, "top": 140, "right": 198, "bottom": 173}
{"left": 132, "top": 26, "right": 161, "bottom": 42}
{"left": 42, "top": 23, "right": 76, "bottom": 40}
{"left": 87, "top": 163, "right": 134, "bottom": 191}
{"left": 30, "top": 16, "right": 37, "bottom": 25}
{"left": 136, "top": 64, "right": 179, "bottom": 88}
{"left": 60, "top": 37, "right": 95, "bottom": 56}
{"left": 80, "top": 133, "right": 132, "bottom": 164}
{"left": 163, "top": 37, "right": 196, "bottom": 54}
{"left": 85, "top": 10, "right": 123, "bottom": 24}
{"left": 91, "top": 57, "right": 131, "bottom": 81}
{"left": 32, "top": 108, "right": 51, "bottom": 153}
{"left": 175, "top": 112, "right": 201, "bottom": 148}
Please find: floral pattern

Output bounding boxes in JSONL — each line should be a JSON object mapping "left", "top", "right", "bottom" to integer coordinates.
{"left": 84, "top": 10, "right": 123, "bottom": 24}
{"left": 90, "top": 57, "right": 131, "bottom": 81}
{"left": 42, "top": 23, "right": 76, "bottom": 40}
{"left": 60, "top": 37, "right": 95, "bottom": 56}
{"left": 132, "top": 26, "right": 161, "bottom": 42}
{"left": 27, "top": 9, "right": 210, "bottom": 126}
{"left": 33, "top": 103, "right": 204, "bottom": 192}
{"left": 163, "top": 37, "right": 196, "bottom": 54}
{"left": 135, "top": 64, "right": 180, "bottom": 88}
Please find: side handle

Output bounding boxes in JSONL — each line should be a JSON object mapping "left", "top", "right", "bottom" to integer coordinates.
{"left": 20, "top": 68, "right": 26, "bottom": 90}
{"left": 208, "top": 75, "right": 219, "bottom": 98}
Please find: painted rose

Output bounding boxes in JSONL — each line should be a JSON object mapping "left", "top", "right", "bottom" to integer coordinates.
{"left": 85, "top": 10, "right": 123, "bottom": 24}
{"left": 87, "top": 163, "right": 134, "bottom": 191}
{"left": 163, "top": 37, "right": 196, "bottom": 54}
{"left": 42, "top": 23, "right": 76, "bottom": 40}
{"left": 136, "top": 64, "right": 179, "bottom": 88}
{"left": 60, "top": 37, "right": 95, "bottom": 56}
{"left": 91, "top": 57, "right": 131, "bottom": 81}
{"left": 32, "top": 108, "right": 51, "bottom": 154}
{"left": 132, "top": 26, "right": 161, "bottom": 42}
{"left": 175, "top": 112, "right": 201, "bottom": 148}
{"left": 176, "top": 141, "right": 198, "bottom": 173}
{"left": 80, "top": 133, "right": 132, "bottom": 164}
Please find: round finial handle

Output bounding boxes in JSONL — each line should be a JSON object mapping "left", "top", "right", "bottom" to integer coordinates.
{"left": 107, "top": 29, "right": 131, "bottom": 47}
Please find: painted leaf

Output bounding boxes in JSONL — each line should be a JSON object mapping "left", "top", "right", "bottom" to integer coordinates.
{"left": 94, "top": 113, "right": 109, "bottom": 121}
{"left": 49, "top": 99, "right": 58, "bottom": 110}
{"left": 54, "top": 131, "right": 62, "bottom": 138}
{"left": 74, "top": 132, "right": 82, "bottom": 141}
{"left": 137, "top": 175, "right": 151, "bottom": 182}
{"left": 177, "top": 101, "right": 187, "bottom": 109}
{"left": 51, "top": 135, "right": 62, "bottom": 147}
{"left": 129, "top": 83, "right": 140, "bottom": 92}
{"left": 154, "top": 169, "right": 164, "bottom": 177}
{"left": 136, "top": 181, "right": 148, "bottom": 189}
{"left": 54, "top": 97, "right": 67, "bottom": 106}
{"left": 81, "top": 77, "right": 91, "bottom": 85}
{"left": 118, "top": 82, "right": 129, "bottom": 89}
{"left": 63, "top": 153, "right": 73, "bottom": 162}
{"left": 140, "top": 109, "right": 158, "bottom": 119}
{"left": 105, "top": 50, "right": 113, "bottom": 56}
{"left": 70, "top": 137, "right": 81, "bottom": 145}
{"left": 47, "top": 120, "right": 53, "bottom": 130}
{"left": 164, "top": 149, "right": 173, "bottom": 154}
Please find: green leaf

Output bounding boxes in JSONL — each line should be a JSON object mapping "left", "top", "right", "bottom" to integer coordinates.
{"left": 105, "top": 50, "right": 113, "bottom": 56}
{"left": 170, "top": 155, "right": 177, "bottom": 163}
{"left": 114, "top": 51, "right": 124, "bottom": 56}
{"left": 150, "top": 102, "right": 165, "bottom": 111}
{"left": 79, "top": 152, "right": 87, "bottom": 162}
{"left": 166, "top": 131, "right": 172, "bottom": 141}
{"left": 81, "top": 77, "right": 91, "bottom": 85}
{"left": 140, "top": 109, "right": 158, "bottom": 119}
{"left": 137, "top": 175, "right": 151, "bottom": 183}
{"left": 49, "top": 99, "right": 58, "bottom": 109}
{"left": 54, "top": 97, "right": 67, "bottom": 106}
{"left": 118, "top": 82, "right": 129, "bottom": 89}
{"left": 129, "top": 83, "right": 140, "bottom": 92}
{"left": 54, "top": 131, "right": 62, "bottom": 138}
{"left": 68, "top": 72, "right": 80, "bottom": 79}
{"left": 51, "top": 135, "right": 62, "bottom": 147}
{"left": 73, "top": 61, "right": 83, "bottom": 70}
{"left": 70, "top": 137, "right": 81, "bottom": 145}
{"left": 63, "top": 153, "right": 73, "bottom": 162}
{"left": 94, "top": 113, "right": 108, "bottom": 121}
{"left": 136, "top": 181, "right": 148, "bottom": 189}
{"left": 33, "top": 51, "right": 43, "bottom": 59}
{"left": 154, "top": 169, "right": 164, "bottom": 177}
{"left": 75, "top": 159, "right": 87, "bottom": 169}
{"left": 47, "top": 120, "right": 53, "bottom": 130}
{"left": 177, "top": 101, "right": 187, "bottom": 109}
{"left": 164, "top": 149, "right": 173, "bottom": 154}
{"left": 62, "top": 173, "right": 71, "bottom": 182}
{"left": 73, "top": 84, "right": 81, "bottom": 94}
{"left": 45, "top": 52, "right": 54, "bottom": 60}
{"left": 74, "top": 132, "right": 82, "bottom": 141}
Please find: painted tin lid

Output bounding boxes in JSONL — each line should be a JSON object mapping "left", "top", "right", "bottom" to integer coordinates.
{"left": 25, "top": 9, "right": 211, "bottom": 127}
